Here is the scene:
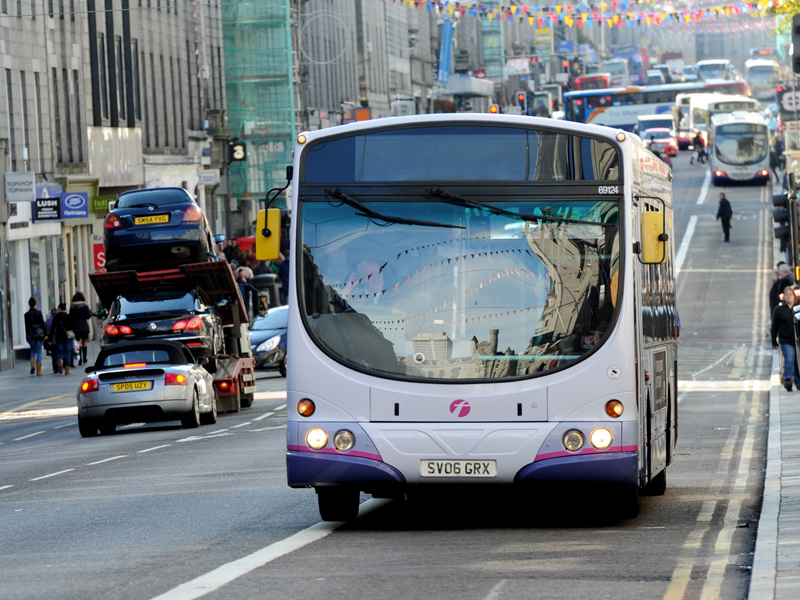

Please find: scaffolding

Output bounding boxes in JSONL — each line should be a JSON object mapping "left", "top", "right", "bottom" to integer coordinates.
{"left": 222, "top": 0, "right": 296, "bottom": 209}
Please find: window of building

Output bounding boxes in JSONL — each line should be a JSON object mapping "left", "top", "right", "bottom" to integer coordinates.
{"left": 217, "top": 46, "right": 224, "bottom": 110}
{"left": 20, "top": 71, "right": 30, "bottom": 171}
{"left": 142, "top": 52, "right": 149, "bottom": 145}
{"left": 151, "top": 53, "right": 159, "bottom": 147}
{"left": 132, "top": 40, "right": 141, "bottom": 120}
{"left": 16, "top": 0, "right": 21, "bottom": 18}
{"left": 6, "top": 70, "right": 17, "bottom": 171}
{"left": 98, "top": 34, "right": 108, "bottom": 120}
{"left": 34, "top": 72, "right": 44, "bottom": 172}
{"left": 52, "top": 68, "right": 62, "bottom": 163}
{"left": 186, "top": 41, "right": 194, "bottom": 130}
{"left": 73, "top": 70, "right": 83, "bottom": 162}
{"left": 115, "top": 36, "right": 125, "bottom": 120}
{"left": 170, "top": 57, "right": 178, "bottom": 146}
{"left": 29, "top": 0, "right": 34, "bottom": 18}
{"left": 210, "top": 47, "right": 217, "bottom": 109}
{"left": 63, "top": 69, "right": 73, "bottom": 163}
{"left": 47, "top": 0, "right": 52, "bottom": 16}
{"left": 177, "top": 58, "right": 185, "bottom": 147}
{"left": 161, "top": 55, "right": 169, "bottom": 146}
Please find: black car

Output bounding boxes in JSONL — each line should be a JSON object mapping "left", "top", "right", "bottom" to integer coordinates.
{"left": 249, "top": 305, "right": 288, "bottom": 376}
{"left": 103, "top": 187, "right": 223, "bottom": 272}
{"left": 100, "top": 289, "right": 224, "bottom": 372}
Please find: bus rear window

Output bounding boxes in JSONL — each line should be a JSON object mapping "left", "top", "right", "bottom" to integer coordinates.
{"left": 302, "top": 126, "right": 620, "bottom": 183}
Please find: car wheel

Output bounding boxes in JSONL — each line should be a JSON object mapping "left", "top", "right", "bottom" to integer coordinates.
{"left": 181, "top": 389, "right": 201, "bottom": 429}
{"left": 200, "top": 390, "right": 218, "bottom": 425}
{"left": 78, "top": 416, "right": 98, "bottom": 438}
{"left": 98, "top": 420, "right": 116, "bottom": 435}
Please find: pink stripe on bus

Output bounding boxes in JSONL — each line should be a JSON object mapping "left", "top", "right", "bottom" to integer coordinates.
{"left": 535, "top": 444, "right": 637, "bottom": 462}
{"left": 287, "top": 444, "right": 382, "bottom": 462}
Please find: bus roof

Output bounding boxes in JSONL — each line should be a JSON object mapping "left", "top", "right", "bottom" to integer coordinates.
{"left": 564, "top": 79, "right": 738, "bottom": 98}
{"left": 710, "top": 111, "right": 768, "bottom": 127}
{"left": 688, "top": 93, "right": 757, "bottom": 109}
{"left": 745, "top": 58, "right": 780, "bottom": 69}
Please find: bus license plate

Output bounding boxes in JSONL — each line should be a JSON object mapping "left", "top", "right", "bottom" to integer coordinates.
{"left": 112, "top": 381, "right": 152, "bottom": 392}
{"left": 134, "top": 214, "right": 169, "bottom": 225}
{"left": 420, "top": 460, "right": 496, "bottom": 478}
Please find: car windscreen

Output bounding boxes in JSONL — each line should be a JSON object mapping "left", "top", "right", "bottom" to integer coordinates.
{"left": 117, "top": 188, "right": 194, "bottom": 208}
{"left": 117, "top": 292, "right": 195, "bottom": 315}
{"left": 101, "top": 349, "right": 174, "bottom": 367}
{"left": 251, "top": 308, "right": 288, "bottom": 331}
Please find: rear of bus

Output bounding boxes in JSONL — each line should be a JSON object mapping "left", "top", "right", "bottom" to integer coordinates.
{"left": 281, "top": 115, "right": 673, "bottom": 520}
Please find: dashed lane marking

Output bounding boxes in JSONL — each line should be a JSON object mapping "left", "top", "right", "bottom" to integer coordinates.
{"left": 253, "top": 412, "right": 274, "bottom": 421}
{"left": 86, "top": 455, "right": 128, "bottom": 466}
{"left": 230, "top": 423, "right": 250, "bottom": 429}
{"left": 52, "top": 422, "right": 76, "bottom": 429}
{"left": 138, "top": 445, "right": 172, "bottom": 453}
{"left": 0, "top": 485, "right": 14, "bottom": 491}
{"left": 275, "top": 404, "right": 287, "bottom": 411}
{"left": 254, "top": 391, "right": 287, "bottom": 400}
{"left": 12, "top": 431, "right": 46, "bottom": 441}
{"left": 29, "top": 469, "right": 75, "bottom": 481}
{"left": 250, "top": 425, "right": 287, "bottom": 432}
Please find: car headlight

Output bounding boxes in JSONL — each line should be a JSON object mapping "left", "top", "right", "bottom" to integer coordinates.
{"left": 256, "top": 335, "right": 281, "bottom": 353}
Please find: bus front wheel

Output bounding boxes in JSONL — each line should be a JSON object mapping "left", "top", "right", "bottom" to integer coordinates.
{"left": 317, "top": 487, "right": 360, "bottom": 522}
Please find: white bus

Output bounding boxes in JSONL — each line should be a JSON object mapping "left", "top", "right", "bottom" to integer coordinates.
{"left": 688, "top": 93, "right": 760, "bottom": 142}
{"left": 744, "top": 58, "right": 780, "bottom": 101}
{"left": 600, "top": 58, "right": 631, "bottom": 87}
{"left": 708, "top": 111, "right": 770, "bottom": 185}
{"left": 257, "top": 115, "right": 677, "bottom": 521}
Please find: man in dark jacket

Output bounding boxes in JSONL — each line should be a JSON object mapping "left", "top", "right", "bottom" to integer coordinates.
{"left": 771, "top": 285, "right": 800, "bottom": 391}
{"left": 50, "top": 303, "right": 75, "bottom": 376}
{"left": 716, "top": 193, "right": 733, "bottom": 242}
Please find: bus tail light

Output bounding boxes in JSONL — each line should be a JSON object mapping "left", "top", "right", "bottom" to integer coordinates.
{"left": 306, "top": 428, "right": 328, "bottom": 450}
{"left": 605, "top": 400, "right": 624, "bottom": 418}
{"left": 297, "top": 399, "right": 315, "bottom": 417}
{"left": 563, "top": 430, "right": 584, "bottom": 452}
{"left": 590, "top": 428, "right": 614, "bottom": 450}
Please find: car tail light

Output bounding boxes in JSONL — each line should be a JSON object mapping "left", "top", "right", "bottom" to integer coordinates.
{"left": 186, "top": 317, "right": 203, "bottom": 331}
{"left": 106, "top": 325, "right": 119, "bottom": 336}
{"left": 124, "top": 363, "right": 146, "bottom": 368}
{"left": 173, "top": 320, "right": 186, "bottom": 331}
{"left": 80, "top": 379, "right": 99, "bottom": 393}
{"left": 165, "top": 373, "right": 188, "bottom": 385}
{"left": 119, "top": 325, "right": 132, "bottom": 334}
{"left": 104, "top": 213, "right": 122, "bottom": 229}
{"left": 182, "top": 205, "right": 203, "bottom": 222}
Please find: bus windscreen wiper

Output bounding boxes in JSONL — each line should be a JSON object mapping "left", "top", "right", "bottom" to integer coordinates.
{"left": 424, "top": 187, "right": 612, "bottom": 228}
{"left": 325, "top": 188, "right": 464, "bottom": 229}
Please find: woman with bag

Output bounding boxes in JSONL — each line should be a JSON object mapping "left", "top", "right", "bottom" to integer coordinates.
{"left": 50, "top": 302, "right": 76, "bottom": 375}
{"left": 69, "top": 291, "right": 94, "bottom": 366}
{"left": 24, "top": 297, "right": 47, "bottom": 376}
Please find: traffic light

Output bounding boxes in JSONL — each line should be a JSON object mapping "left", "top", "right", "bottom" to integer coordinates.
{"left": 562, "top": 60, "right": 570, "bottom": 73}
{"left": 516, "top": 91, "right": 527, "bottom": 113}
{"left": 794, "top": 15, "right": 800, "bottom": 74}
{"left": 489, "top": 104, "right": 499, "bottom": 114}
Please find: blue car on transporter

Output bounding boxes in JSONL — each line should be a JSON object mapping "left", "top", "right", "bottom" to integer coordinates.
{"left": 249, "top": 305, "right": 288, "bottom": 377}
{"left": 103, "top": 187, "right": 224, "bottom": 272}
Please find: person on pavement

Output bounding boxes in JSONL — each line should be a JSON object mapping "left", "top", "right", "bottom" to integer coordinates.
{"left": 771, "top": 286, "right": 800, "bottom": 392}
{"left": 716, "top": 193, "right": 733, "bottom": 242}
{"left": 44, "top": 307, "right": 58, "bottom": 374}
{"left": 24, "top": 296, "right": 47, "bottom": 377}
{"left": 69, "top": 291, "right": 94, "bottom": 366}
{"left": 50, "top": 303, "right": 76, "bottom": 376}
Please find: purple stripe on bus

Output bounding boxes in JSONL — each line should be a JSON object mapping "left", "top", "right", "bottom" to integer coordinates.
{"left": 535, "top": 444, "right": 638, "bottom": 462}
{"left": 287, "top": 444, "right": 383, "bottom": 462}
{"left": 515, "top": 452, "right": 639, "bottom": 486}
{"left": 287, "top": 450, "right": 406, "bottom": 487}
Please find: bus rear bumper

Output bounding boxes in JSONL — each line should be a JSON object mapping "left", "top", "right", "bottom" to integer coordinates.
{"left": 287, "top": 451, "right": 407, "bottom": 488}
{"left": 514, "top": 451, "right": 639, "bottom": 487}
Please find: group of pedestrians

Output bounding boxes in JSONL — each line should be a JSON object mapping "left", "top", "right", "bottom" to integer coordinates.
{"left": 23, "top": 292, "right": 95, "bottom": 376}
{"left": 770, "top": 262, "right": 800, "bottom": 392}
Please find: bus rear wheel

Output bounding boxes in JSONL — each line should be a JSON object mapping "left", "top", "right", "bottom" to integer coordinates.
{"left": 316, "top": 487, "right": 360, "bottom": 522}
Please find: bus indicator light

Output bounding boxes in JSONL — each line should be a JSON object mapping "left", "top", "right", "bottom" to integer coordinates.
{"left": 489, "top": 104, "right": 499, "bottom": 114}
{"left": 563, "top": 430, "right": 584, "bottom": 451}
{"left": 605, "top": 400, "right": 624, "bottom": 418}
{"left": 306, "top": 428, "right": 328, "bottom": 450}
{"left": 590, "top": 428, "right": 614, "bottom": 450}
{"left": 297, "top": 399, "right": 316, "bottom": 417}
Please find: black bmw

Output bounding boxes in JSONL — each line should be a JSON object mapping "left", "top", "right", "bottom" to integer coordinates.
{"left": 104, "top": 187, "right": 223, "bottom": 272}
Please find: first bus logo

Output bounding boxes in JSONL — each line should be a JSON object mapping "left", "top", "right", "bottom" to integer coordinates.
{"left": 449, "top": 399, "right": 471, "bottom": 417}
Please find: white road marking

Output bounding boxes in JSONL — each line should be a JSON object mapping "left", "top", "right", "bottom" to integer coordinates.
{"left": 52, "top": 422, "right": 76, "bottom": 429}
{"left": 148, "top": 499, "right": 389, "bottom": 600}
{"left": 275, "top": 404, "right": 287, "bottom": 411}
{"left": 138, "top": 445, "right": 172, "bottom": 453}
{"left": 208, "top": 429, "right": 228, "bottom": 434}
{"left": 118, "top": 423, "right": 145, "bottom": 430}
{"left": 86, "top": 455, "right": 128, "bottom": 466}
{"left": 176, "top": 436, "right": 202, "bottom": 443}
{"left": 12, "top": 431, "right": 46, "bottom": 441}
{"left": 0, "top": 485, "right": 14, "bottom": 491}
{"left": 230, "top": 422, "right": 250, "bottom": 429}
{"left": 29, "top": 469, "right": 75, "bottom": 481}
{"left": 675, "top": 215, "right": 697, "bottom": 279}
{"left": 253, "top": 412, "right": 274, "bottom": 421}
{"left": 253, "top": 391, "right": 287, "bottom": 401}
{"left": 202, "top": 433, "right": 235, "bottom": 439}
{"left": 695, "top": 169, "right": 711, "bottom": 205}
{"left": 250, "top": 425, "right": 287, "bottom": 432}
{"left": 483, "top": 579, "right": 508, "bottom": 600}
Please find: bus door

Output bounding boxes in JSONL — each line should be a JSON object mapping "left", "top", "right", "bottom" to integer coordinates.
{"left": 646, "top": 348, "right": 669, "bottom": 480}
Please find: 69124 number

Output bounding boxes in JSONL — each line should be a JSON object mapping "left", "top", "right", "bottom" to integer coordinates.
{"left": 598, "top": 185, "right": 619, "bottom": 194}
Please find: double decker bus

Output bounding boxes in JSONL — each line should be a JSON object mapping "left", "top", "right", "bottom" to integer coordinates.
{"left": 565, "top": 80, "right": 747, "bottom": 131}
{"left": 613, "top": 45, "right": 649, "bottom": 85}
{"left": 708, "top": 111, "right": 770, "bottom": 185}
{"left": 574, "top": 73, "right": 611, "bottom": 91}
{"left": 256, "top": 115, "right": 677, "bottom": 521}
{"left": 687, "top": 93, "right": 759, "bottom": 144}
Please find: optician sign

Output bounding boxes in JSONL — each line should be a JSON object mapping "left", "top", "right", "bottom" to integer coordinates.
{"left": 61, "top": 192, "right": 89, "bottom": 219}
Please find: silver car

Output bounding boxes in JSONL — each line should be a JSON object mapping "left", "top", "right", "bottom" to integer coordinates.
{"left": 77, "top": 340, "right": 218, "bottom": 437}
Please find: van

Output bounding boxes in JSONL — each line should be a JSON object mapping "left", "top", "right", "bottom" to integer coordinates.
{"left": 635, "top": 114, "right": 677, "bottom": 138}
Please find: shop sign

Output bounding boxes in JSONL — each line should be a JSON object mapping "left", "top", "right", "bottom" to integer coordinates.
{"left": 93, "top": 243, "right": 106, "bottom": 272}
{"left": 198, "top": 170, "right": 220, "bottom": 186}
{"left": 33, "top": 198, "right": 62, "bottom": 221}
{"left": 91, "top": 194, "right": 117, "bottom": 215}
{"left": 5, "top": 172, "right": 35, "bottom": 202}
{"left": 61, "top": 192, "right": 89, "bottom": 219}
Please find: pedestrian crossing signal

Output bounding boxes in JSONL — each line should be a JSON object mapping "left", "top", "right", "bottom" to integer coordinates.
{"left": 489, "top": 104, "right": 499, "bottom": 114}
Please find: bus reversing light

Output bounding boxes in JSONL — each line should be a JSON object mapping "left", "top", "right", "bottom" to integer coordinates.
{"left": 605, "top": 400, "right": 624, "bottom": 418}
{"left": 563, "top": 430, "right": 584, "bottom": 451}
{"left": 297, "top": 399, "right": 315, "bottom": 417}
{"left": 306, "top": 428, "right": 328, "bottom": 450}
{"left": 334, "top": 430, "right": 355, "bottom": 451}
{"left": 590, "top": 428, "right": 614, "bottom": 450}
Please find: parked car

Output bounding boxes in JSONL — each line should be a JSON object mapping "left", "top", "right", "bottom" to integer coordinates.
{"left": 100, "top": 289, "right": 224, "bottom": 373}
{"left": 249, "top": 305, "right": 287, "bottom": 376}
{"left": 103, "top": 187, "right": 224, "bottom": 272}
{"left": 77, "top": 340, "right": 218, "bottom": 437}
{"left": 643, "top": 128, "right": 678, "bottom": 157}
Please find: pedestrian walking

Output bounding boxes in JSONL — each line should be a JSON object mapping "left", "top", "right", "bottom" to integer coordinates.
{"left": 69, "top": 292, "right": 94, "bottom": 366}
{"left": 24, "top": 297, "right": 47, "bottom": 377}
{"left": 44, "top": 307, "right": 58, "bottom": 373}
{"left": 50, "top": 303, "right": 76, "bottom": 376}
{"left": 771, "top": 286, "right": 800, "bottom": 391}
{"left": 690, "top": 132, "right": 706, "bottom": 164}
{"left": 716, "top": 192, "right": 733, "bottom": 242}
{"left": 770, "top": 148, "right": 781, "bottom": 184}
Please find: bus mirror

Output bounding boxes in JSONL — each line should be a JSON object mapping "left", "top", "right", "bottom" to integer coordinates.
{"left": 255, "top": 208, "right": 281, "bottom": 261}
{"left": 641, "top": 212, "right": 667, "bottom": 264}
